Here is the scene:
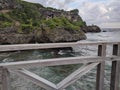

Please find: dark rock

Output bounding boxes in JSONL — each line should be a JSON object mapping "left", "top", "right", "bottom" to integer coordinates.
{"left": 103, "top": 30, "right": 106, "bottom": 32}
{"left": 0, "top": 27, "right": 35, "bottom": 44}
{"left": 35, "top": 26, "right": 87, "bottom": 43}
{"left": 0, "top": 0, "right": 16, "bottom": 10}
{"left": 81, "top": 25, "right": 101, "bottom": 33}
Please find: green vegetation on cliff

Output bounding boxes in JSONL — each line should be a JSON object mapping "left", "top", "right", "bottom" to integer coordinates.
{"left": 42, "top": 17, "right": 83, "bottom": 30}
{"left": 0, "top": 0, "right": 86, "bottom": 33}
{"left": 0, "top": 13, "right": 13, "bottom": 28}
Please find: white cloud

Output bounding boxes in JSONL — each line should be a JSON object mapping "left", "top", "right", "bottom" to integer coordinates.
{"left": 100, "top": 22, "right": 120, "bottom": 28}
{"left": 99, "top": 6, "right": 108, "bottom": 14}
{"left": 76, "top": 0, "right": 120, "bottom": 28}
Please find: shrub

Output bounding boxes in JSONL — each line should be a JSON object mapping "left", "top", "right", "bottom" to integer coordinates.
{"left": 9, "top": 0, "right": 41, "bottom": 23}
{"left": 21, "top": 24, "right": 34, "bottom": 33}
{"left": 70, "top": 9, "right": 79, "bottom": 14}
{"left": 0, "top": 13, "right": 12, "bottom": 22}
{"left": 44, "top": 19, "right": 57, "bottom": 29}
{"left": 74, "top": 21, "right": 85, "bottom": 27}
{"left": 0, "top": 22, "right": 12, "bottom": 28}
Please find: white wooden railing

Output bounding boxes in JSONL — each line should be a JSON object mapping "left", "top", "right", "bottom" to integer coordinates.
{"left": 0, "top": 41, "right": 120, "bottom": 90}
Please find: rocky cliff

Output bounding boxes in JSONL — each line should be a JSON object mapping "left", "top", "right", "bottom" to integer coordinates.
{"left": 0, "top": 0, "right": 100, "bottom": 44}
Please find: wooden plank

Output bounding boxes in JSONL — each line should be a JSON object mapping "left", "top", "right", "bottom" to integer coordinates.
{"left": 1, "top": 67, "right": 10, "bottom": 90}
{"left": 96, "top": 62, "right": 105, "bottom": 90}
{"left": 57, "top": 63, "right": 99, "bottom": 90}
{"left": 0, "top": 67, "right": 2, "bottom": 90}
{"left": 0, "top": 56, "right": 119, "bottom": 69}
{"left": 110, "top": 44, "right": 120, "bottom": 90}
{"left": 16, "top": 69, "right": 57, "bottom": 90}
{"left": 0, "top": 41, "right": 119, "bottom": 52}
{"left": 110, "top": 61, "right": 120, "bottom": 90}
{"left": 96, "top": 44, "right": 106, "bottom": 90}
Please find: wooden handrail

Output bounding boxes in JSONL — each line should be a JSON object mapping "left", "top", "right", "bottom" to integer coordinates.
{"left": 0, "top": 41, "right": 119, "bottom": 52}
{"left": 0, "top": 56, "right": 119, "bottom": 69}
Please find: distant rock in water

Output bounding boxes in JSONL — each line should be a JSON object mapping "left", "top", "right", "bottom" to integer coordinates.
{"left": 103, "top": 30, "right": 107, "bottom": 32}
{"left": 81, "top": 25, "right": 101, "bottom": 33}
{"left": 0, "top": 0, "right": 100, "bottom": 44}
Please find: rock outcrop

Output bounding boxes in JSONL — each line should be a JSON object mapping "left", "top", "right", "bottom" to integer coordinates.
{"left": 81, "top": 25, "right": 101, "bottom": 33}
{"left": 36, "top": 26, "right": 86, "bottom": 43}
{"left": 0, "top": 0, "right": 17, "bottom": 10}
{"left": 0, "top": 27, "right": 35, "bottom": 44}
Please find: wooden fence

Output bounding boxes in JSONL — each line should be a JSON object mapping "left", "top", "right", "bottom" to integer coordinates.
{"left": 0, "top": 41, "right": 120, "bottom": 90}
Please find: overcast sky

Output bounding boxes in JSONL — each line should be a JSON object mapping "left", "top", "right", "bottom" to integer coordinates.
{"left": 24, "top": 0, "right": 120, "bottom": 28}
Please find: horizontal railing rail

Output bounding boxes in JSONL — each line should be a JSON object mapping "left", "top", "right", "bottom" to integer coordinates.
{"left": 0, "top": 56, "right": 119, "bottom": 69}
{"left": 0, "top": 41, "right": 119, "bottom": 52}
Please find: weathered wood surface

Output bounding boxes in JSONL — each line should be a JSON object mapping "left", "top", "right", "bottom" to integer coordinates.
{"left": 16, "top": 69, "right": 57, "bottom": 90}
{"left": 0, "top": 56, "right": 119, "bottom": 69}
{"left": 110, "top": 61, "right": 120, "bottom": 90}
{"left": 0, "top": 67, "right": 2, "bottom": 90}
{"left": 0, "top": 67, "right": 10, "bottom": 90}
{"left": 110, "top": 44, "right": 120, "bottom": 90}
{"left": 16, "top": 63, "right": 99, "bottom": 90}
{"left": 0, "top": 41, "right": 119, "bottom": 52}
{"left": 57, "top": 63, "right": 99, "bottom": 90}
{"left": 96, "top": 44, "right": 106, "bottom": 90}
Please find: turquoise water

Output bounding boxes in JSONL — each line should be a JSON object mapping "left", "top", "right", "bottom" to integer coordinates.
{"left": 0, "top": 29, "right": 120, "bottom": 90}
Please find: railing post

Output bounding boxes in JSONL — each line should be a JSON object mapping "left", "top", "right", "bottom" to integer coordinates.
{"left": 110, "top": 44, "right": 120, "bottom": 90}
{"left": 0, "top": 67, "right": 10, "bottom": 90}
{"left": 96, "top": 44, "right": 106, "bottom": 90}
{"left": 0, "top": 67, "right": 2, "bottom": 90}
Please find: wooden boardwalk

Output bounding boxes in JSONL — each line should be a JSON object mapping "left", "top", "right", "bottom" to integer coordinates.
{"left": 0, "top": 41, "right": 120, "bottom": 90}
